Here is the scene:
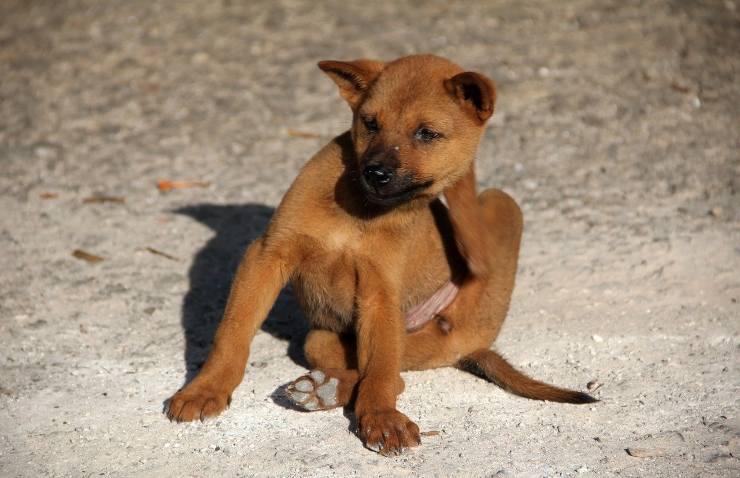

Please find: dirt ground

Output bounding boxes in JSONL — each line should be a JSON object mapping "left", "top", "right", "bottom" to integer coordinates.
{"left": 1, "top": 0, "right": 738, "bottom": 476}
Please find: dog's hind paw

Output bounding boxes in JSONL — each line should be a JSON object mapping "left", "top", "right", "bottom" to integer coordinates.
{"left": 286, "top": 369, "right": 347, "bottom": 411}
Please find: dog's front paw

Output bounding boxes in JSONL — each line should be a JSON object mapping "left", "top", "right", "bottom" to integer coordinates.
{"left": 358, "top": 409, "right": 421, "bottom": 456}
{"left": 166, "top": 385, "right": 231, "bottom": 422}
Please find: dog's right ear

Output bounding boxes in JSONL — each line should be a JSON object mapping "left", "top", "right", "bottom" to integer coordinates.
{"left": 318, "top": 59, "right": 385, "bottom": 109}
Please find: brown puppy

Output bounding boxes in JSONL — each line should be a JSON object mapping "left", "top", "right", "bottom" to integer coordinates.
{"left": 166, "top": 54, "right": 595, "bottom": 455}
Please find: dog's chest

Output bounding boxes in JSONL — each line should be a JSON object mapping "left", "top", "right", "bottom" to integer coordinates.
{"left": 291, "top": 230, "right": 364, "bottom": 330}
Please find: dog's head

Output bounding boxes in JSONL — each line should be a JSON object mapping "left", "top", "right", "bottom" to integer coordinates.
{"left": 319, "top": 54, "right": 496, "bottom": 207}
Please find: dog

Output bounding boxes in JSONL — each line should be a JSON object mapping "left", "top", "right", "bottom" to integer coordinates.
{"left": 165, "top": 54, "right": 595, "bottom": 456}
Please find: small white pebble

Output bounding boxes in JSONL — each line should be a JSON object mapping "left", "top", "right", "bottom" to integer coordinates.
{"left": 592, "top": 334, "right": 604, "bottom": 343}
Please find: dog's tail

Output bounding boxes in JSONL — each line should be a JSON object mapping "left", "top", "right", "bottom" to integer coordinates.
{"left": 456, "top": 349, "right": 597, "bottom": 404}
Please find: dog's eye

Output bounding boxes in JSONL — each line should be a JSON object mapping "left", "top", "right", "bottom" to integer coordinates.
{"left": 362, "top": 116, "right": 379, "bottom": 134}
{"left": 414, "top": 128, "right": 441, "bottom": 142}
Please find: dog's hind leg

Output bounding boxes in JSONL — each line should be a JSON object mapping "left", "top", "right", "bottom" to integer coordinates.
{"left": 286, "top": 329, "right": 405, "bottom": 411}
{"left": 401, "top": 188, "right": 523, "bottom": 370}
{"left": 286, "top": 329, "right": 359, "bottom": 410}
{"left": 304, "top": 328, "right": 357, "bottom": 370}
{"left": 469, "top": 188, "right": 523, "bottom": 344}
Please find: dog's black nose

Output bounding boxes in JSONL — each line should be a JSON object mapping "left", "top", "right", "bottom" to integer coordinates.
{"left": 362, "top": 164, "right": 394, "bottom": 185}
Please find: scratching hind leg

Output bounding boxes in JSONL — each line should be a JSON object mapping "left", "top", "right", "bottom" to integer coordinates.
{"left": 401, "top": 189, "right": 524, "bottom": 371}
{"left": 475, "top": 188, "right": 523, "bottom": 343}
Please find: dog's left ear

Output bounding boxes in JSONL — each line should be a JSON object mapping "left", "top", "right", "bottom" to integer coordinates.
{"left": 444, "top": 72, "right": 496, "bottom": 123}
{"left": 318, "top": 59, "right": 385, "bottom": 109}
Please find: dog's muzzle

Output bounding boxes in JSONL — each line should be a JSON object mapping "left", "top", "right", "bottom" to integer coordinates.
{"left": 359, "top": 168, "right": 432, "bottom": 207}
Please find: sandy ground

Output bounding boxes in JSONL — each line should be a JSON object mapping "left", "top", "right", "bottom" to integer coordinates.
{"left": 1, "top": 0, "right": 739, "bottom": 476}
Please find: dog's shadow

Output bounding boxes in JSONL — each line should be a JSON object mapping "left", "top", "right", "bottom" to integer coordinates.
{"left": 175, "top": 203, "right": 309, "bottom": 386}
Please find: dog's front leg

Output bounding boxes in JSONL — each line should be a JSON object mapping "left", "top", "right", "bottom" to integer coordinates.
{"left": 354, "top": 263, "right": 421, "bottom": 455}
{"left": 166, "top": 236, "right": 297, "bottom": 422}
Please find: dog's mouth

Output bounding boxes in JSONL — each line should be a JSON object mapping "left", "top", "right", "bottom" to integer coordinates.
{"left": 359, "top": 176, "right": 434, "bottom": 207}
